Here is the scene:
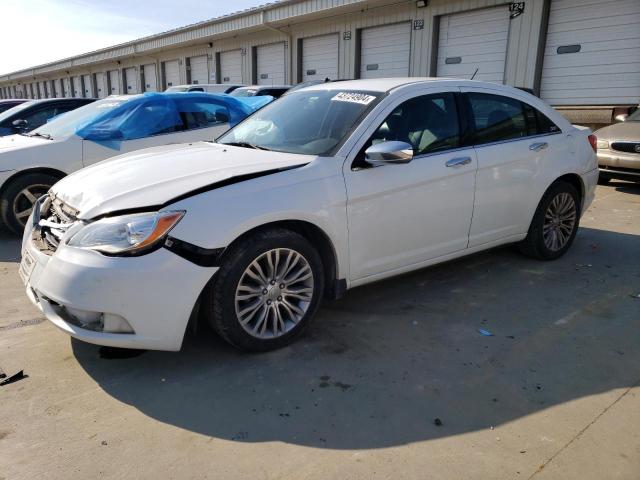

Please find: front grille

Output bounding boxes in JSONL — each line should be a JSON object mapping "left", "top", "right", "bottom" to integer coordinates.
{"left": 32, "top": 195, "right": 79, "bottom": 254}
{"left": 610, "top": 142, "right": 640, "bottom": 155}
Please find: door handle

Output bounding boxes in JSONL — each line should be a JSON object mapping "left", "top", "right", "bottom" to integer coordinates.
{"left": 445, "top": 156, "right": 472, "bottom": 167}
{"left": 529, "top": 142, "right": 548, "bottom": 152}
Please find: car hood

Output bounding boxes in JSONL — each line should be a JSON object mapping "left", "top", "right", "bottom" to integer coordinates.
{"left": 595, "top": 122, "right": 640, "bottom": 141}
{"left": 51, "top": 142, "right": 311, "bottom": 219}
{"left": 0, "top": 134, "right": 51, "bottom": 155}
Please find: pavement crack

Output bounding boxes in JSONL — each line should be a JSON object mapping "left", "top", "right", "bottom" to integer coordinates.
{"left": 527, "top": 376, "right": 640, "bottom": 479}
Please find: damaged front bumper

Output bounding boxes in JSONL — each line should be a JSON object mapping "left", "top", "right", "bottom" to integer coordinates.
{"left": 21, "top": 200, "right": 218, "bottom": 351}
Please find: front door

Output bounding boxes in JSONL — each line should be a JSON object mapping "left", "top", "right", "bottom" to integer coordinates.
{"left": 343, "top": 90, "right": 477, "bottom": 281}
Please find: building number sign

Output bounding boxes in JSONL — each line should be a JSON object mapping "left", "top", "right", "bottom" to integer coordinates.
{"left": 509, "top": 2, "right": 525, "bottom": 18}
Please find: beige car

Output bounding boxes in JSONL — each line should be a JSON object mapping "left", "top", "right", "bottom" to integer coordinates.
{"left": 595, "top": 108, "right": 640, "bottom": 183}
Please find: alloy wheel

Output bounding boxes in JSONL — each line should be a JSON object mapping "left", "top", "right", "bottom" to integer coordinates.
{"left": 234, "top": 248, "right": 314, "bottom": 339}
{"left": 12, "top": 184, "right": 50, "bottom": 227}
{"left": 543, "top": 192, "right": 577, "bottom": 251}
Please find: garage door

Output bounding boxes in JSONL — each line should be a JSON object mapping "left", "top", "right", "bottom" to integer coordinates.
{"left": 220, "top": 50, "right": 243, "bottom": 84}
{"left": 256, "top": 43, "right": 286, "bottom": 85}
{"left": 108, "top": 70, "right": 120, "bottom": 95}
{"left": 541, "top": 0, "right": 640, "bottom": 105}
{"left": 437, "top": 6, "right": 510, "bottom": 84}
{"left": 143, "top": 64, "right": 158, "bottom": 92}
{"left": 72, "top": 77, "right": 82, "bottom": 97}
{"left": 188, "top": 55, "right": 208, "bottom": 85}
{"left": 124, "top": 67, "right": 138, "bottom": 94}
{"left": 301, "top": 33, "right": 339, "bottom": 82}
{"left": 163, "top": 60, "right": 180, "bottom": 89}
{"left": 82, "top": 74, "right": 93, "bottom": 97}
{"left": 359, "top": 23, "right": 411, "bottom": 79}
{"left": 94, "top": 73, "right": 106, "bottom": 98}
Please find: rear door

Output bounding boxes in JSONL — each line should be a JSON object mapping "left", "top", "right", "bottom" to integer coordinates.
{"left": 343, "top": 88, "right": 477, "bottom": 280}
{"left": 461, "top": 88, "right": 566, "bottom": 246}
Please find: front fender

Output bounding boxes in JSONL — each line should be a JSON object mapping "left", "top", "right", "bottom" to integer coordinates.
{"left": 167, "top": 159, "right": 350, "bottom": 280}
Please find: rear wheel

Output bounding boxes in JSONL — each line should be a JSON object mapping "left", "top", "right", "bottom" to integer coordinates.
{"left": 204, "top": 228, "right": 325, "bottom": 352}
{"left": 597, "top": 173, "right": 611, "bottom": 185}
{"left": 518, "top": 181, "right": 580, "bottom": 260}
{"left": 0, "top": 173, "right": 59, "bottom": 235}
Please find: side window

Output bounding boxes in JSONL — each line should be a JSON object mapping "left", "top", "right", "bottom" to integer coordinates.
{"left": 369, "top": 92, "right": 460, "bottom": 155}
{"left": 522, "top": 102, "right": 561, "bottom": 136}
{"left": 22, "top": 106, "right": 60, "bottom": 129}
{"left": 176, "top": 99, "right": 230, "bottom": 130}
{"left": 467, "top": 93, "right": 527, "bottom": 144}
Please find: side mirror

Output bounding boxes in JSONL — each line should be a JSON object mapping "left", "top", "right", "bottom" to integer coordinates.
{"left": 364, "top": 141, "right": 413, "bottom": 165}
{"left": 12, "top": 119, "right": 28, "bottom": 130}
{"left": 614, "top": 114, "right": 628, "bottom": 123}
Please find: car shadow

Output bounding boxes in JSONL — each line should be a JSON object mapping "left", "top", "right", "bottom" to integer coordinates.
{"left": 0, "top": 227, "right": 22, "bottom": 263}
{"left": 611, "top": 180, "right": 640, "bottom": 195}
{"left": 71, "top": 226, "right": 640, "bottom": 449}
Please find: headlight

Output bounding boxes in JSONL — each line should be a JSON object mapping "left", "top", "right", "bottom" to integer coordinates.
{"left": 67, "top": 211, "right": 184, "bottom": 255}
{"left": 596, "top": 140, "right": 609, "bottom": 149}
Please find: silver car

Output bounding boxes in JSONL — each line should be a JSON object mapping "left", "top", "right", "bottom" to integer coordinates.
{"left": 595, "top": 108, "right": 640, "bottom": 183}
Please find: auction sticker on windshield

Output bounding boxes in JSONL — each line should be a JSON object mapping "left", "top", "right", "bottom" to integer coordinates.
{"left": 331, "top": 92, "right": 376, "bottom": 105}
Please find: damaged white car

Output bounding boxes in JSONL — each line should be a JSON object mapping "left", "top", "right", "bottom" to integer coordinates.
{"left": 20, "top": 78, "right": 599, "bottom": 352}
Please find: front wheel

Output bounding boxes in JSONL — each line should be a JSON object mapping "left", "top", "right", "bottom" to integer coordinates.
{"left": 0, "top": 173, "right": 59, "bottom": 235}
{"left": 518, "top": 181, "right": 580, "bottom": 260}
{"left": 204, "top": 228, "right": 325, "bottom": 352}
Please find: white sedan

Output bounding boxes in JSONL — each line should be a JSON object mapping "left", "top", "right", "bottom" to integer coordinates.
{"left": 0, "top": 92, "right": 271, "bottom": 233}
{"left": 21, "top": 78, "right": 599, "bottom": 352}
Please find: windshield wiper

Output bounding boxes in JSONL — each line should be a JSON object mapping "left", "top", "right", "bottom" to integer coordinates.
{"left": 223, "top": 141, "right": 271, "bottom": 151}
{"left": 24, "top": 132, "right": 53, "bottom": 140}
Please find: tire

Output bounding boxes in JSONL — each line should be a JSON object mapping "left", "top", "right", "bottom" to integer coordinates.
{"left": 204, "top": 227, "right": 325, "bottom": 352}
{"left": 518, "top": 180, "right": 581, "bottom": 261}
{"left": 0, "top": 173, "right": 59, "bottom": 235}
{"left": 597, "top": 174, "right": 611, "bottom": 185}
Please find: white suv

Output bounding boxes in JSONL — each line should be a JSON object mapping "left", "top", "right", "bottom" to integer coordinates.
{"left": 20, "top": 78, "right": 599, "bottom": 352}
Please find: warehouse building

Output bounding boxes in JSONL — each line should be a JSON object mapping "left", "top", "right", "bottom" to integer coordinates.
{"left": 0, "top": 0, "right": 638, "bottom": 126}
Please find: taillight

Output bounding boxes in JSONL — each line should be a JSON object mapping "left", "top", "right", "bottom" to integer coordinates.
{"left": 588, "top": 134, "right": 597, "bottom": 152}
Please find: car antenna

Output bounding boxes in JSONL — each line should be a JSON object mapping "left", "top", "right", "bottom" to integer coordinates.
{"left": 470, "top": 67, "right": 479, "bottom": 80}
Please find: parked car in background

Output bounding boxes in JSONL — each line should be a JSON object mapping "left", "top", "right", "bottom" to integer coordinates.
{"left": 230, "top": 85, "right": 291, "bottom": 98}
{"left": 0, "top": 98, "right": 95, "bottom": 137}
{"left": 0, "top": 92, "right": 273, "bottom": 233}
{"left": 165, "top": 84, "right": 244, "bottom": 94}
{"left": 0, "top": 99, "right": 28, "bottom": 114}
{"left": 595, "top": 107, "right": 640, "bottom": 183}
{"left": 20, "top": 78, "right": 598, "bottom": 353}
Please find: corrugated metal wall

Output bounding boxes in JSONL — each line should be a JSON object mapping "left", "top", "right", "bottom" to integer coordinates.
{"left": 0, "top": 0, "right": 552, "bottom": 102}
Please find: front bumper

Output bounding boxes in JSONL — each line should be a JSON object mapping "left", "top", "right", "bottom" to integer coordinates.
{"left": 21, "top": 208, "right": 217, "bottom": 351}
{"left": 598, "top": 150, "right": 640, "bottom": 179}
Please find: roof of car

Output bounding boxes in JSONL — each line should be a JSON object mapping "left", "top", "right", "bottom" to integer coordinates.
{"left": 298, "top": 77, "right": 516, "bottom": 93}
{"left": 237, "top": 85, "right": 291, "bottom": 90}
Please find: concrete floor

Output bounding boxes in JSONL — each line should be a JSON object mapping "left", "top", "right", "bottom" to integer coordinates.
{"left": 1, "top": 181, "right": 639, "bottom": 480}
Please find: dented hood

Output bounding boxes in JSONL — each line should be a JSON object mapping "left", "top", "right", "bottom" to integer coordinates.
{"left": 51, "top": 142, "right": 310, "bottom": 219}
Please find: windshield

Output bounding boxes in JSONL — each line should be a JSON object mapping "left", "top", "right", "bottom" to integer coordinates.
{"left": 165, "top": 86, "right": 189, "bottom": 92}
{"left": 218, "top": 90, "right": 380, "bottom": 155}
{"left": 230, "top": 88, "right": 256, "bottom": 97}
{"left": 627, "top": 108, "right": 640, "bottom": 122}
{"left": 32, "top": 98, "right": 128, "bottom": 139}
{"left": 0, "top": 100, "right": 36, "bottom": 123}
